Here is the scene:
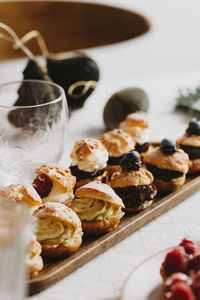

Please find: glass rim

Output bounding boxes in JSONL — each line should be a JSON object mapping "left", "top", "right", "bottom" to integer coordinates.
{"left": 0, "top": 79, "right": 66, "bottom": 109}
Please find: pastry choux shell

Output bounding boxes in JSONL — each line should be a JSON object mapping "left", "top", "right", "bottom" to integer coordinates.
{"left": 110, "top": 168, "right": 154, "bottom": 188}
{"left": 75, "top": 181, "right": 124, "bottom": 208}
{"left": 145, "top": 148, "right": 189, "bottom": 174}
{"left": 99, "top": 129, "right": 135, "bottom": 157}
{"left": 0, "top": 183, "right": 41, "bottom": 209}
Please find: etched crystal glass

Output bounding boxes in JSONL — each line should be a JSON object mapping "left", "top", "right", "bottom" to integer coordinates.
{"left": 0, "top": 80, "right": 68, "bottom": 186}
{"left": 0, "top": 199, "right": 29, "bottom": 300}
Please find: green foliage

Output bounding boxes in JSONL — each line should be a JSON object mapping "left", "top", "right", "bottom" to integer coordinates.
{"left": 176, "top": 86, "right": 200, "bottom": 113}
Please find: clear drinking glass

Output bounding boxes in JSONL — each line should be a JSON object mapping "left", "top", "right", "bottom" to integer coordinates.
{"left": 0, "top": 80, "right": 68, "bottom": 186}
{"left": 0, "top": 198, "right": 29, "bottom": 300}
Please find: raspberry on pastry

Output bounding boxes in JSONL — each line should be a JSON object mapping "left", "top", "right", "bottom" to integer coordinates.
{"left": 33, "top": 202, "right": 83, "bottom": 257}
{"left": 74, "top": 181, "right": 124, "bottom": 235}
{"left": 33, "top": 163, "right": 76, "bottom": 206}
{"left": 110, "top": 151, "right": 157, "bottom": 212}
{"left": 99, "top": 129, "right": 135, "bottom": 177}
{"left": 177, "top": 119, "right": 200, "bottom": 174}
{"left": 118, "top": 111, "right": 149, "bottom": 144}
{"left": 145, "top": 138, "right": 189, "bottom": 192}
{"left": 26, "top": 233, "right": 43, "bottom": 278}
{"left": 70, "top": 139, "right": 109, "bottom": 189}
{"left": 0, "top": 183, "right": 42, "bottom": 213}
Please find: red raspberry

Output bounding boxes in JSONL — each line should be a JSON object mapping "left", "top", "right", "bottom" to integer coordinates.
{"left": 33, "top": 174, "right": 53, "bottom": 198}
{"left": 165, "top": 273, "right": 189, "bottom": 293}
{"left": 188, "top": 255, "right": 200, "bottom": 273}
{"left": 162, "top": 247, "right": 188, "bottom": 277}
{"left": 180, "top": 238, "right": 197, "bottom": 256}
{"left": 192, "top": 271, "right": 200, "bottom": 299}
{"left": 170, "top": 282, "right": 196, "bottom": 300}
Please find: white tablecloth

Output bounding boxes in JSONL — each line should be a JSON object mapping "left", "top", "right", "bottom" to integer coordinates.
{"left": 1, "top": 1, "right": 200, "bottom": 299}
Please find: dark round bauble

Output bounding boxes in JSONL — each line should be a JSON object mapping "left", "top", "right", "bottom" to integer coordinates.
{"left": 186, "top": 118, "right": 200, "bottom": 136}
{"left": 160, "top": 138, "right": 177, "bottom": 154}
{"left": 8, "top": 59, "right": 61, "bottom": 130}
{"left": 46, "top": 52, "right": 99, "bottom": 110}
{"left": 103, "top": 87, "right": 149, "bottom": 130}
{"left": 120, "top": 150, "right": 141, "bottom": 172}
{"left": 23, "top": 59, "right": 52, "bottom": 82}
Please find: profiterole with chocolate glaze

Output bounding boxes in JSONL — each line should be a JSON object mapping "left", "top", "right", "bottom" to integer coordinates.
{"left": 177, "top": 119, "right": 200, "bottom": 174}
{"left": 70, "top": 138, "right": 109, "bottom": 189}
{"left": 110, "top": 151, "right": 157, "bottom": 212}
{"left": 145, "top": 138, "right": 189, "bottom": 192}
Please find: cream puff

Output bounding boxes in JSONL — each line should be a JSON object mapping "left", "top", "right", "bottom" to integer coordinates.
{"left": 33, "top": 163, "right": 76, "bottom": 206}
{"left": 33, "top": 202, "right": 83, "bottom": 257}
{"left": 110, "top": 151, "right": 157, "bottom": 212}
{"left": 145, "top": 139, "right": 189, "bottom": 192}
{"left": 0, "top": 183, "right": 42, "bottom": 213}
{"left": 74, "top": 181, "right": 124, "bottom": 235}
{"left": 119, "top": 111, "right": 149, "bottom": 144}
{"left": 26, "top": 233, "right": 44, "bottom": 278}
{"left": 70, "top": 139, "right": 109, "bottom": 189}
{"left": 177, "top": 119, "right": 200, "bottom": 174}
{"left": 99, "top": 129, "right": 135, "bottom": 177}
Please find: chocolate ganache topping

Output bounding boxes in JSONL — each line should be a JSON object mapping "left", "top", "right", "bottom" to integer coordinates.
{"left": 70, "top": 165, "right": 105, "bottom": 180}
{"left": 114, "top": 184, "right": 157, "bottom": 209}
{"left": 135, "top": 142, "right": 150, "bottom": 154}
{"left": 146, "top": 163, "right": 183, "bottom": 182}
{"left": 179, "top": 145, "right": 200, "bottom": 160}
{"left": 107, "top": 155, "right": 124, "bottom": 166}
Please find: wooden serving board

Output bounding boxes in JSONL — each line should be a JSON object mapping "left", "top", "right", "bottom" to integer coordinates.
{"left": 29, "top": 175, "right": 200, "bottom": 295}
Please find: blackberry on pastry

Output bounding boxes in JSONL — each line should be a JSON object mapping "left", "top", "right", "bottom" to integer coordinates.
{"left": 0, "top": 183, "right": 42, "bottom": 213}
{"left": 33, "top": 163, "right": 76, "bottom": 206}
{"left": 145, "top": 138, "right": 189, "bottom": 192}
{"left": 110, "top": 151, "right": 157, "bottom": 212}
{"left": 74, "top": 181, "right": 124, "bottom": 235}
{"left": 33, "top": 202, "right": 83, "bottom": 257}
{"left": 99, "top": 129, "right": 135, "bottom": 177}
{"left": 177, "top": 119, "right": 200, "bottom": 174}
{"left": 119, "top": 111, "right": 149, "bottom": 144}
{"left": 70, "top": 139, "right": 108, "bottom": 189}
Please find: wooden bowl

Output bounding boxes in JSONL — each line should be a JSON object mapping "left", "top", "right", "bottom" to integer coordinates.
{"left": 0, "top": 1, "right": 150, "bottom": 60}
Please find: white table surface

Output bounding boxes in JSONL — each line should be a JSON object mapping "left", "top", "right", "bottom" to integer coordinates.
{"left": 1, "top": 1, "right": 200, "bottom": 299}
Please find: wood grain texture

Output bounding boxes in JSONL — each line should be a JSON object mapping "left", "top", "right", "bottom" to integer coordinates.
{"left": 0, "top": 1, "right": 150, "bottom": 60}
{"left": 28, "top": 175, "right": 200, "bottom": 295}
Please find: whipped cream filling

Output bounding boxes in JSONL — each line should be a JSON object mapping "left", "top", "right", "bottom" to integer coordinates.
{"left": 42, "top": 183, "right": 74, "bottom": 205}
{"left": 26, "top": 243, "right": 41, "bottom": 265}
{"left": 36, "top": 218, "right": 76, "bottom": 245}
{"left": 74, "top": 197, "right": 121, "bottom": 221}
{"left": 71, "top": 148, "right": 108, "bottom": 172}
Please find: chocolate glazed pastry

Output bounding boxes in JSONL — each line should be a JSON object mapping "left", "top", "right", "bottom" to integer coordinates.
{"left": 114, "top": 184, "right": 157, "bottom": 209}
{"left": 110, "top": 151, "right": 157, "bottom": 212}
{"left": 179, "top": 145, "right": 200, "bottom": 160}
{"left": 99, "top": 129, "right": 135, "bottom": 177}
{"left": 70, "top": 139, "right": 109, "bottom": 189}
{"left": 177, "top": 119, "right": 200, "bottom": 174}
{"left": 107, "top": 155, "right": 124, "bottom": 166}
{"left": 145, "top": 163, "right": 183, "bottom": 182}
{"left": 145, "top": 139, "right": 189, "bottom": 192}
